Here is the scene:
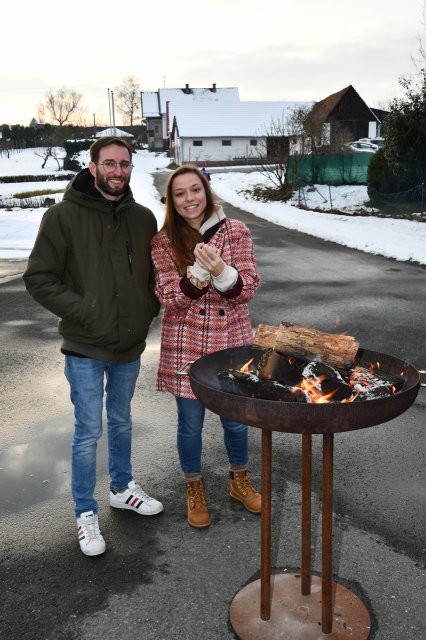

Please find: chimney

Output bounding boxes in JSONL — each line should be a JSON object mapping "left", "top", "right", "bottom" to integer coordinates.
{"left": 184, "top": 83, "right": 191, "bottom": 94}
{"left": 211, "top": 83, "right": 217, "bottom": 93}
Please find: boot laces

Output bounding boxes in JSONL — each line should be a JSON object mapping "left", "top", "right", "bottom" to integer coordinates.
{"left": 236, "top": 473, "right": 255, "bottom": 497}
{"left": 187, "top": 482, "right": 206, "bottom": 508}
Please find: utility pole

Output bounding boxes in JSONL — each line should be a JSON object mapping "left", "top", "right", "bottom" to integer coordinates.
{"left": 111, "top": 91, "right": 116, "bottom": 135}
{"left": 107, "top": 88, "right": 112, "bottom": 130}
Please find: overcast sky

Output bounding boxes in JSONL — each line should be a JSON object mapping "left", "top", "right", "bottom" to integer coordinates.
{"left": 1, "top": 0, "right": 424, "bottom": 126}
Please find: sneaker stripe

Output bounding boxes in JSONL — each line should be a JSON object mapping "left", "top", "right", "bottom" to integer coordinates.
{"left": 130, "top": 497, "right": 140, "bottom": 507}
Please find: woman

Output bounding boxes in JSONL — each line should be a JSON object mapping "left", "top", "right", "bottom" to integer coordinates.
{"left": 151, "top": 165, "right": 261, "bottom": 528}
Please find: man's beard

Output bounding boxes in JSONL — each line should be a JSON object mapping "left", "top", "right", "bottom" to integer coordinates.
{"left": 95, "top": 169, "right": 130, "bottom": 198}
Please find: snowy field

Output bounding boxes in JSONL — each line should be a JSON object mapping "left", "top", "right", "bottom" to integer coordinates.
{"left": 0, "top": 147, "right": 425, "bottom": 265}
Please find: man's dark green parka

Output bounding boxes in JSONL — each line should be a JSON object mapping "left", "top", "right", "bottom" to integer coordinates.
{"left": 23, "top": 168, "right": 160, "bottom": 363}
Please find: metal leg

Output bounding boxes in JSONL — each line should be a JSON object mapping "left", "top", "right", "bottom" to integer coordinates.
{"left": 230, "top": 429, "right": 370, "bottom": 639}
{"left": 301, "top": 433, "right": 312, "bottom": 595}
{"left": 260, "top": 428, "right": 272, "bottom": 620}
{"left": 322, "top": 433, "right": 334, "bottom": 633}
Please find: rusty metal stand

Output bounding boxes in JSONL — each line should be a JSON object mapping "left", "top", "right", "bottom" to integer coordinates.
{"left": 229, "top": 430, "right": 371, "bottom": 639}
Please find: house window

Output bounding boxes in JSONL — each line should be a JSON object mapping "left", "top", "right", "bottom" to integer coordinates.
{"left": 250, "top": 139, "right": 257, "bottom": 146}
{"left": 154, "top": 125, "right": 159, "bottom": 133}
{"left": 222, "top": 140, "right": 232, "bottom": 146}
{"left": 148, "top": 130, "right": 154, "bottom": 137}
{"left": 193, "top": 140, "right": 203, "bottom": 146}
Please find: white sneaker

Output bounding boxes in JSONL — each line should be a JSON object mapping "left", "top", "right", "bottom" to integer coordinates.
{"left": 77, "top": 510, "right": 106, "bottom": 556}
{"left": 110, "top": 480, "right": 163, "bottom": 516}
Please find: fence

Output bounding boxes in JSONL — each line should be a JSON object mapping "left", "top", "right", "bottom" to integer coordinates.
{"left": 286, "top": 153, "right": 372, "bottom": 187}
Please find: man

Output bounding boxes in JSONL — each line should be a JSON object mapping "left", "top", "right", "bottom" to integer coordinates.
{"left": 23, "top": 136, "right": 163, "bottom": 557}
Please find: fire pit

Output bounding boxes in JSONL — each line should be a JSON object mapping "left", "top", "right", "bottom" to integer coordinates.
{"left": 189, "top": 345, "right": 420, "bottom": 640}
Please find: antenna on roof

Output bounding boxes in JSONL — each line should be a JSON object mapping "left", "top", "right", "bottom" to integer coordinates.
{"left": 163, "top": 74, "right": 166, "bottom": 88}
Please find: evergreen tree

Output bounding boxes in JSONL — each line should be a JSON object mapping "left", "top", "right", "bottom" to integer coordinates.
{"left": 384, "top": 70, "right": 426, "bottom": 189}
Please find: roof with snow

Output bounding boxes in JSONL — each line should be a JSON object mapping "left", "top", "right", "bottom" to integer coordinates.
{"left": 171, "top": 101, "right": 314, "bottom": 137}
{"left": 142, "top": 85, "right": 240, "bottom": 117}
{"left": 95, "top": 127, "right": 134, "bottom": 138}
{"left": 141, "top": 91, "right": 161, "bottom": 117}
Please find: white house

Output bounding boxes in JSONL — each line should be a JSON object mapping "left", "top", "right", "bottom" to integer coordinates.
{"left": 141, "top": 84, "right": 240, "bottom": 151}
{"left": 170, "top": 101, "right": 313, "bottom": 165}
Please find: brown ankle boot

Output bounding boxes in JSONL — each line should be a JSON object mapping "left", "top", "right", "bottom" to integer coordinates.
{"left": 230, "top": 470, "right": 261, "bottom": 513}
{"left": 186, "top": 479, "right": 211, "bottom": 528}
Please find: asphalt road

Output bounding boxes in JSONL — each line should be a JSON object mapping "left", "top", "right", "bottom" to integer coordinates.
{"left": 1, "top": 176, "right": 425, "bottom": 640}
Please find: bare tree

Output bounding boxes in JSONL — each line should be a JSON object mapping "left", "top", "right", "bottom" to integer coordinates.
{"left": 115, "top": 76, "right": 141, "bottom": 125}
{"left": 41, "top": 88, "right": 83, "bottom": 126}
{"left": 249, "top": 112, "right": 292, "bottom": 193}
{"left": 34, "top": 146, "right": 63, "bottom": 170}
{"left": 248, "top": 107, "right": 332, "bottom": 194}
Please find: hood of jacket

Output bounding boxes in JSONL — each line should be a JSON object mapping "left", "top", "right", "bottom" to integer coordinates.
{"left": 63, "top": 167, "right": 135, "bottom": 213}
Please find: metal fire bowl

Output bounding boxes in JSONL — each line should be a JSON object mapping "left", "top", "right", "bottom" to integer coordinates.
{"left": 189, "top": 345, "right": 420, "bottom": 434}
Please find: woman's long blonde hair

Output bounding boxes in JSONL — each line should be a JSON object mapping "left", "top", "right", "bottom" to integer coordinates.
{"left": 162, "top": 165, "right": 216, "bottom": 274}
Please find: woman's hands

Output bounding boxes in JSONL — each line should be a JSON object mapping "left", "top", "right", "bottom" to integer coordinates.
{"left": 194, "top": 243, "right": 225, "bottom": 277}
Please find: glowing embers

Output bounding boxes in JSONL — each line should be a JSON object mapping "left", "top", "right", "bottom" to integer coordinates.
{"left": 218, "top": 349, "right": 404, "bottom": 403}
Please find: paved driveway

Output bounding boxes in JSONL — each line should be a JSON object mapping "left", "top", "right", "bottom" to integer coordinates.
{"left": 0, "top": 179, "right": 425, "bottom": 640}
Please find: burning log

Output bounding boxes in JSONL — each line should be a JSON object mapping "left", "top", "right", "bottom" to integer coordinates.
{"left": 253, "top": 322, "right": 359, "bottom": 370}
{"left": 302, "top": 362, "right": 354, "bottom": 401}
{"left": 258, "top": 349, "right": 304, "bottom": 386}
{"left": 218, "top": 369, "right": 307, "bottom": 402}
{"left": 349, "top": 365, "right": 404, "bottom": 398}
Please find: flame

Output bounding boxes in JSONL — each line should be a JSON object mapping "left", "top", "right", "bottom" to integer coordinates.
{"left": 370, "top": 361, "right": 381, "bottom": 371}
{"left": 298, "top": 376, "right": 337, "bottom": 404}
{"left": 341, "top": 392, "right": 359, "bottom": 403}
{"left": 239, "top": 358, "right": 255, "bottom": 373}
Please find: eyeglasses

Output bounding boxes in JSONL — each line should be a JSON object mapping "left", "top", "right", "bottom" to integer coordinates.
{"left": 97, "top": 160, "right": 134, "bottom": 172}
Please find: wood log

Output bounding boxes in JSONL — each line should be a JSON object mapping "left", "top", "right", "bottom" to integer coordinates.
{"left": 275, "top": 322, "right": 359, "bottom": 370}
{"left": 252, "top": 322, "right": 359, "bottom": 370}
{"left": 252, "top": 324, "right": 279, "bottom": 349}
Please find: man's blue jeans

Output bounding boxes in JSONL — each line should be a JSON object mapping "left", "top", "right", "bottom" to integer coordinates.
{"left": 176, "top": 397, "right": 248, "bottom": 474}
{"left": 64, "top": 355, "right": 141, "bottom": 516}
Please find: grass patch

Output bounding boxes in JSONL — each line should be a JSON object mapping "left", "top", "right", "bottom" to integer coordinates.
{"left": 13, "top": 188, "right": 65, "bottom": 199}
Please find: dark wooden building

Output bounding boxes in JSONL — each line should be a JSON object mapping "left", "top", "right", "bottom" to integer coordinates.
{"left": 309, "top": 85, "right": 381, "bottom": 143}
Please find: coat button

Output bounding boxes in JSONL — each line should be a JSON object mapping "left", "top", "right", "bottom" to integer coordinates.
{"left": 199, "top": 309, "right": 206, "bottom": 316}
{"left": 218, "top": 309, "right": 225, "bottom": 316}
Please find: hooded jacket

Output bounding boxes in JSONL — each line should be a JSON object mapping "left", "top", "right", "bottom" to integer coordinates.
{"left": 23, "top": 168, "right": 160, "bottom": 363}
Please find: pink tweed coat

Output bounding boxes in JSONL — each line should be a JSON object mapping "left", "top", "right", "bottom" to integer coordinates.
{"left": 151, "top": 216, "right": 260, "bottom": 398}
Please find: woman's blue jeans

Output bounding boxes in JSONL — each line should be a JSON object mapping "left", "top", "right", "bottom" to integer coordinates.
{"left": 176, "top": 397, "right": 248, "bottom": 474}
{"left": 65, "top": 355, "right": 140, "bottom": 517}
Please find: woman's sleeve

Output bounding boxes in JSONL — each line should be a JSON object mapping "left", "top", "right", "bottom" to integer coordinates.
{"left": 213, "top": 222, "right": 260, "bottom": 303}
{"left": 151, "top": 235, "right": 208, "bottom": 309}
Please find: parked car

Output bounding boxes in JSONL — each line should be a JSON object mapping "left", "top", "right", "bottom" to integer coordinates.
{"left": 342, "top": 140, "right": 378, "bottom": 153}
{"left": 358, "top": 137, "right": 384, "bottom": 148}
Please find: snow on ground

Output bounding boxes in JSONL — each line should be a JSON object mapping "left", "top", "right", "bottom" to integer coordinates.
{"left": 0, "top": 148, "right": 425, "bottom": 265}
{"left": 212, "top": 171, "right": 426, "bottom": 265}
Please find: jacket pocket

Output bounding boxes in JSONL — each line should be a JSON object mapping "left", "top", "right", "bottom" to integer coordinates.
{"left": 79, "top": 291, "right": 97, "bottom": 328}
